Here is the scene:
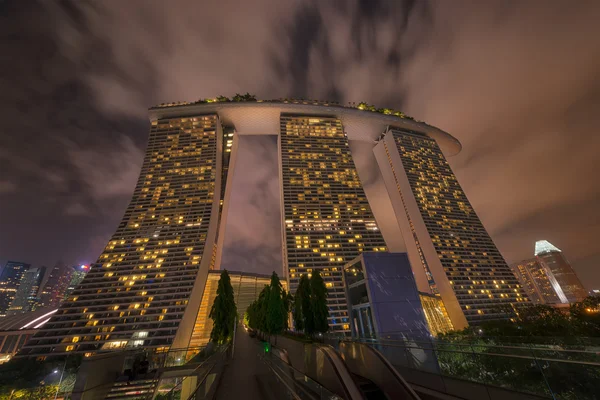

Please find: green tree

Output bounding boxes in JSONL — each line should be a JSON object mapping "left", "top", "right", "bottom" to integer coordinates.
{"left": 292, "top": 285, "right": 304, "bottom": 332}
{"left": 241, "top": 92, "right": 257, "bottom": 101}
{"left": 298, "top": 274, "right": 314, "bottom": 334}
{"left": 570, "top": 296, "right": 600, "bottom": 336}
{"left": 209, "top": 270, "right": 237, "bottom": 344}
{"left": 246, "top": 300, "right": 258, "bottom": 330}
{"left": 0, "top": 355, "right": 81, "bottom": 398}
{"left": 282, "top": 289, "right": 293, "bottom": 329}
{"left": 266, "top": 272, "right": 287, "bottom": 334}
{"left": 257, "top": 285, "right": 270, "bottom": 331}
{"left": 310, "top": 271, "right": 329, "bottom": 334}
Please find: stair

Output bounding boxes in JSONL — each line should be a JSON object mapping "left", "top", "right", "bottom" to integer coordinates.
{"left": 106, "top": 379, "right": 159, "bottom": 400}
{"left": 352, "top": 373, "right": 388, "bottom": 400}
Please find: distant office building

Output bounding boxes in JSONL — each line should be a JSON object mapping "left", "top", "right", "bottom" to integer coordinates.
{"left": 511, "top": 241, "right": 587, "bottom": 305}
{"left": 62, "top": 265, "right": 90, "bottom": 301}
{"left": 39, "top": 263, "right": 73, "bottom": 308}
{"left": 0, "top": 261, "right": 31, "bottom": 316}
{"left": 7, "top": 267, "right": 46, "bottom": 316}
{"left": 188, "top": 270, "right": 285, "bottom": 347}
{"left": 510, "top": 258, "right": 561, "bottom": 304}
{"left": 534, "top": 240, "right": 587, "bottom": 303}
{"left": 374, "top": 129, "right": 528, "bottom": 327}
{"left": 342, "top": 253, "right": 454, "bottom": 339}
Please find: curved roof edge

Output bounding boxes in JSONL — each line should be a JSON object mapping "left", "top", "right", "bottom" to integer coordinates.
{"left": 148, "top": 101, "right": 462, "bottom": 156}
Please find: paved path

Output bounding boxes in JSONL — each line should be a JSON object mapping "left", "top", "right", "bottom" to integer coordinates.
{"left": 215, "top": 326, "right": 286, "bottom": 400}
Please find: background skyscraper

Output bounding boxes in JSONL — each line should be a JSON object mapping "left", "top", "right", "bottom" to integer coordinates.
{"left": 7, "top": 266, "right": 46, "bottom": 316}
{"left": 534, "top": 240, "right": 588, "bottom": 303}
{"left": 39, "top": 262, "right": 73, "bottom": 308}
{"left": 61, "top": 265, "right": 89, "bottom": 303}
{"left": 0, "top": 261, "right": 31, "bottom": 316}
{"left": 510, "top": 258, "right": 561, "bottom": 304}
{"left": 374, "top": 128, "right": 528, "bottom": 327}
{"left": 513, "top": 240, "right": 588, "bottom": 304}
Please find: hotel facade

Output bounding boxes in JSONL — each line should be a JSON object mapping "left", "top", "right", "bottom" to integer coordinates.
{"left": 20, "top": 98, "right": 525, "bottom": 356}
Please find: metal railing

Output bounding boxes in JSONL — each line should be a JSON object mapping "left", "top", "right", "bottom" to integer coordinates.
{"left": 119, "top": 345, "right": 216, "bottom": 378}
{"left": 184, "top": 344, "right": 231, "bottom": 400}
{"left": 152, "top": 344, "right": 230, "bottom": 400}
{"left": 355, "top": 337, "right": 600, "bottom": 400}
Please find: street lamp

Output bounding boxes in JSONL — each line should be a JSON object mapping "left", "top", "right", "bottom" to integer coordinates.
{"left": 53, "top": 359, "right": 67, "bottom": 400}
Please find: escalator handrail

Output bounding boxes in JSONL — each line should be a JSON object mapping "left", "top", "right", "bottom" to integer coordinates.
{"left": 318, "top": 344, "right": 364, "bottom": 400}
{"left": 342, "top": 340, "right": 421, "bottom": 399}
{"left": 261, "top": 352, "right": 312, "bottom": 400}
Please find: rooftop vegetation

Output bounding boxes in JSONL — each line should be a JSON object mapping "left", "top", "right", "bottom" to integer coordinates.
{"left": 154, "top": 93, "right": 416, "bottom": 121}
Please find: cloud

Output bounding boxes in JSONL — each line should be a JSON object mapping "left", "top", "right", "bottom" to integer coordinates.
{"left": 64, "top": 202, "right": 90, "bottom": 217}
{"left": 0, "top": 181, "right": 17, "bottom": 194}
{"left": 278, "top": 0, "right": 600, "bottom": 272}
{"left": 64, "top": 135, "right": 144, "bottom": 201}
{"left": 1, "top": 0, "right": 599, "bottom": 288}
{"left": 47, "top": 0, "right": 298, "bottom": 119}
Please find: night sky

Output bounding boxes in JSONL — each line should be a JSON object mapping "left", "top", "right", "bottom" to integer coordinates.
{"left": 1, "top": 1, "right": 599, "bottom": 288}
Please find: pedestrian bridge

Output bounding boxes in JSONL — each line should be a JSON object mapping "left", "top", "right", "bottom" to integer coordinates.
{"left": 69, "top": 327, "right": 599, "bottom": 399}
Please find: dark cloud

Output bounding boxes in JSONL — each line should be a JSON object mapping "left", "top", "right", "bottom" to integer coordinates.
{"left": 0, "top": 1, "right": 599, "bottom": 289}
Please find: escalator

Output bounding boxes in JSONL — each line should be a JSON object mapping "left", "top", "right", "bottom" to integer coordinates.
{"left": 351, "top": 373, "right": 387, "bottom": 400}
{"left": 262, "top": 337, "right": 420, "bottom": 400}
{"left": 339, "top": 340, "right": 420, "bottom": 400}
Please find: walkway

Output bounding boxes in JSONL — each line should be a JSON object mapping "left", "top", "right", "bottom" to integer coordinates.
{"left": 215, "top": 326, "right": 286, "bottom": 400}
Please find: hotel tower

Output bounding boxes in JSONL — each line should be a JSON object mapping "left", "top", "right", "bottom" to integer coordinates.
{"left": 375, "top": 128, "right": 528, "bottom": 326}
{"left": 20, "top": 98, "right": 526, "bottom": 356}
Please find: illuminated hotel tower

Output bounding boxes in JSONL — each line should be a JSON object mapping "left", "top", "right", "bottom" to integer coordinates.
{"left": 19, "top": 97, "right": 525, "bottom": 355}
{"left": 21, "top": 114, "right": 233, "bottom": 356}
{"left": 374, "top": 128, "right": 528, "bottom": 327}
{"left": 279, "top": 115, "right": 387, "bottom": 333}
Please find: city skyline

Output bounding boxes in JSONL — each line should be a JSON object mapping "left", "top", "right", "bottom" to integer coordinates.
{"left": 1, "top": 1, "right": 599, "bottom": 291}
{"left": 1, "top": 3, "right": 599, "bottom": 399}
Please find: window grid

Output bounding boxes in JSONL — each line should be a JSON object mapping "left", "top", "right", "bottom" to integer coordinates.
{"left": 280, "top": 115, "right": 387, "bottom": 333}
